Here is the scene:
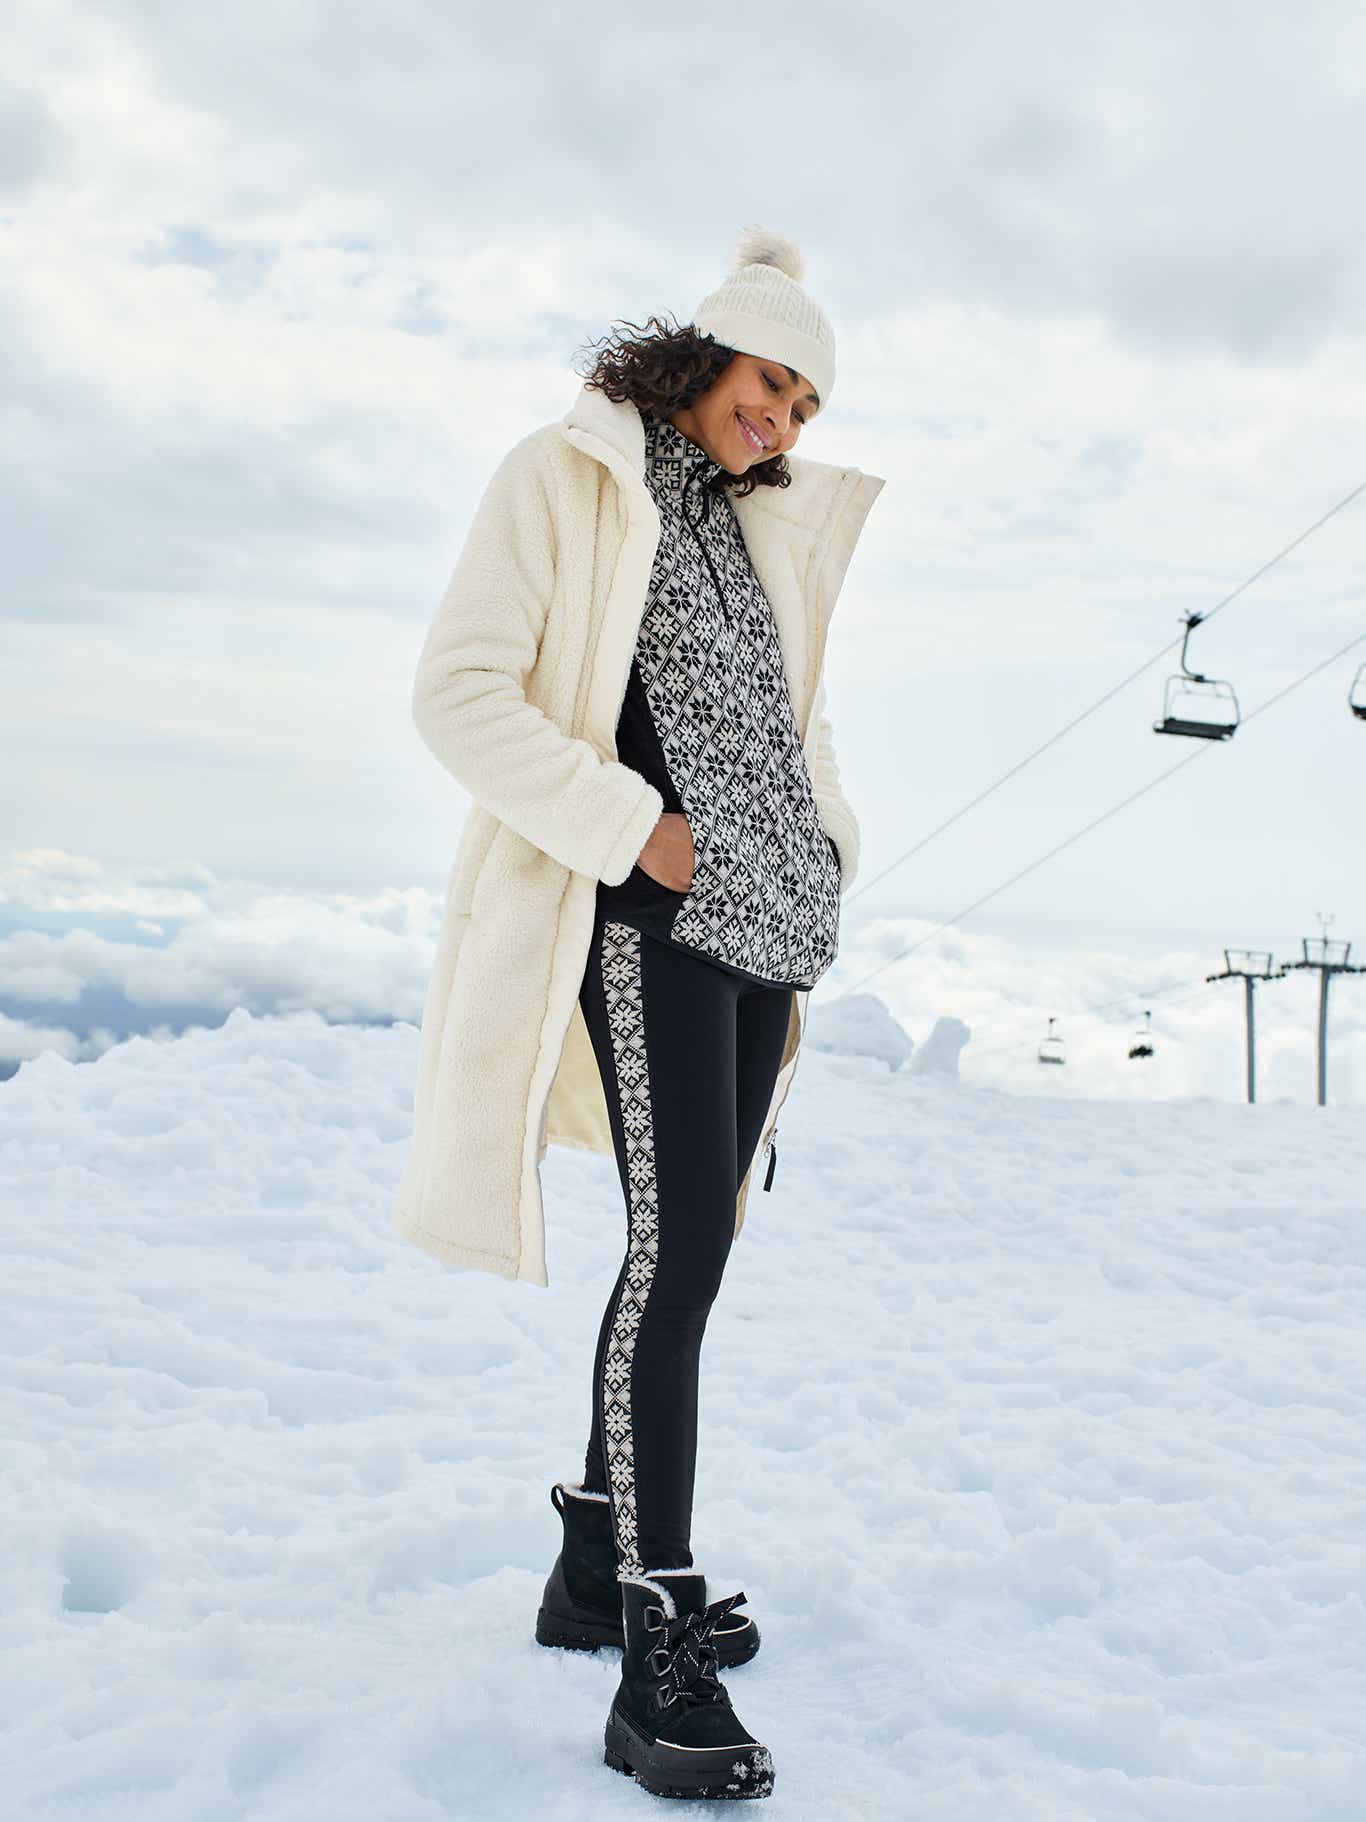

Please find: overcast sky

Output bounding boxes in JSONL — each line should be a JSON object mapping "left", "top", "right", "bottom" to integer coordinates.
{"left": 3, "top": 1, "right": 1364, "bottom": 1097}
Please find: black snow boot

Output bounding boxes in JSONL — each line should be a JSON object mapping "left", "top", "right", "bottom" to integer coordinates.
{"left": 603, "top": 1570, "right": 775, "bottom": 1800}
{"left": 535, "top": 1482, "right": 760, "bottom": 1668}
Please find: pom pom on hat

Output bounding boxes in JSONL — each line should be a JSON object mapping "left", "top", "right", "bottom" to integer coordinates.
{"left": 691, "top": 223, "right": 835, "bottom": 413}
{"left": 729, "top": 225, "right": 806, "bottom": 285}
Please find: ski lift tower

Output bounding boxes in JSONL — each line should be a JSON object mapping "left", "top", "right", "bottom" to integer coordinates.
{"left": 1204, "top": 949, "right": 1283, "bottom": 1104}
{"left": 1279, "top": 916, "right": 1365, "bottom": 1107}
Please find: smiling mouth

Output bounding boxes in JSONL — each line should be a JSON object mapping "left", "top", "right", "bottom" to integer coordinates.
{"left": 736, "top": 413, "right": 770, "bottom": 454}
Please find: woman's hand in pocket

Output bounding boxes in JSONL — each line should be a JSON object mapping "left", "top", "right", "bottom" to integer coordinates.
{"left": 636, "top": 811, "right": 695, "bottom": 891}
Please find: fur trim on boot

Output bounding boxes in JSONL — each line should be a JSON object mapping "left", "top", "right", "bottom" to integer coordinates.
{"left": 535, "top": 1481, "right": 760, "bottom": 1667}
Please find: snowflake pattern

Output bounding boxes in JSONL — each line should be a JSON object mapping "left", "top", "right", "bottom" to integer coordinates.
{"left": 724, "top": 1745, "right": 776, "bottom": 1796}
{"left": 635, "top": 411, "right": 841, "bottom": 990}
{"left": 597, "top": 920, "right": 659, "bottom": 1580}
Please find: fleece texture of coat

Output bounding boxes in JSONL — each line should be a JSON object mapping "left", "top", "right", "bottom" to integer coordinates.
{"left": 389, "top": 380, "right": 886, "bottom": 1286}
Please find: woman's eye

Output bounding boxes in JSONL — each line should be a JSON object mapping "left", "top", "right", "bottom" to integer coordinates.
{"left": 763, "top": 371, "right": 805, "bottom": 427}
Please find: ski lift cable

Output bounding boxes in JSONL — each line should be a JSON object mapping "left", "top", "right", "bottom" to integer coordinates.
{"left": 847, "top": 476, "right": 1366, "bottom": 906}
{"left": 827, "top": 626, "right": 1366, "bottom": 1006}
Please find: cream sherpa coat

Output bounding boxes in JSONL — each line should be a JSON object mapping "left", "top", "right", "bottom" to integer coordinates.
{"left": 389, "top": 380, "right": 885, "bottom": 1286}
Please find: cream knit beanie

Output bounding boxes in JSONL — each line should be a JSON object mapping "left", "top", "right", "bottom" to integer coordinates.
{"left": 691, "top": 226, "right": 836, "bottom": 414}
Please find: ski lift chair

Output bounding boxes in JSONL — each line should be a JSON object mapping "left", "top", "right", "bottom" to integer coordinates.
{"left": 1154, "top": 611, "right": 1240, "bottom": 740}
{"left": 1037, "top": 1017, "right": 1066, "bottom": 1066}
{"left": 1350, "top": 663, "right": 1366, "bottom": 721}
{"left": 1127, "top": 1009, "right": 1155, "bottom": 1060}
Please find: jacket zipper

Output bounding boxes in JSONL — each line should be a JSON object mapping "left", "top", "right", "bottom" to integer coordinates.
{"left": 682, "top": 470, "right": 730, "bottom": 615}
{"left": 684, "top": 463, "right": 809, "bottom": 1196}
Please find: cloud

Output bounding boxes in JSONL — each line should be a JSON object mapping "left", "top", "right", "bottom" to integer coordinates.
{"left": 3, "top": 3, "right": 1364, "bottom": 985}
{"left": 0, "top": 849, "right": 437, "bottom": 1071}
{"left": 0, "top": 76, "right": 62, "bottom": 195}
{"left": 0, "top": 848, "right": 1357, "bottom": 1105}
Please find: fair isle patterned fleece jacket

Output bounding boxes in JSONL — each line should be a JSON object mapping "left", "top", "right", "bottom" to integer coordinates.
{"left": 596, "top": 408, "right": 844, "bottom": 991}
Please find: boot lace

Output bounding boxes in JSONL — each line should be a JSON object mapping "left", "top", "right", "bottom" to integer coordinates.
{"left": 644, "top": 1589, "right": 746, "bottom": 1714}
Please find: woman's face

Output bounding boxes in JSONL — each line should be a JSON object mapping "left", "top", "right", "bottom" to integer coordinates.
{"left": 672, "top": 352, "right": 821, "bottom": 474}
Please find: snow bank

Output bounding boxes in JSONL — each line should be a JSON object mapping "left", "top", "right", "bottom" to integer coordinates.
{"left": 3, "top": 1007, "right": 1363, "bottom": 1819}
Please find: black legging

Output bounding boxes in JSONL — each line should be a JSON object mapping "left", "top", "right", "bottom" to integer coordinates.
{"left": 576, "top": 909, "right": 795, "bottom": 1576}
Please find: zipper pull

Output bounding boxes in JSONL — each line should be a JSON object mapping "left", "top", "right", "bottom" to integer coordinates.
{"left": 763, "top": 1138, "right": 778, "bottom": 1192}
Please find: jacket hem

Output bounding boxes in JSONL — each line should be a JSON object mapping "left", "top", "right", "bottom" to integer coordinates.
{"left": 544, "top": 1129, "right": 608, "bottom": 1157}
{"left": 388, "top": 1204, "right": 523, "bottom": 1281}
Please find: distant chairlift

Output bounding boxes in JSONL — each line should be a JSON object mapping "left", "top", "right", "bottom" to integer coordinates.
{"left": 1127, "top": 1009, "right": 1155, "bottom": 1061}
{"left": 1350, "top": 663, "right": 1366, "bottom": 721}
{"left": 1154, "top": 611, "right": 1240, "bottom": 740}
{"left": 1037, "top": 1016, "right": 1066, "bottom": 1066}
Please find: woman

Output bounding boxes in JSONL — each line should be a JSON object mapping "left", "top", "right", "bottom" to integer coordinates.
{"left": 390, "top": 228, "right": 884, "bottom": 1800}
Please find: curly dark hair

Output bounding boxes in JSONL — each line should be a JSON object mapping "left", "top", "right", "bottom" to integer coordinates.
{"left": 571, "top": 312, "right": 792, "bottom": 497}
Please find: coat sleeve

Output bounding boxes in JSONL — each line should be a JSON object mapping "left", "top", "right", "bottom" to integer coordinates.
{"left": 810, "top": 676, "right": 861, "bottom": 896}
{"left": 411, "top": 436, "right": 664, "bottom": 887}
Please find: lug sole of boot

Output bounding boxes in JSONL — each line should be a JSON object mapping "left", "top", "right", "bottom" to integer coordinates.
{"left": 535, "top": 1603, "right": 622, "bottom": 1651}
{"left": 538, "top": 1605, "right": 762, "bottom": 1668}
{"left": 604, "top": 1701, "right": 775, "bottom": 1800}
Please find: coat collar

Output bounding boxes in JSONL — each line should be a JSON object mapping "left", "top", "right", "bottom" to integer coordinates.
{"left": 559, "top": 379, "right": 881, "bottom": 537}
{"left": 557, "top": 380, "right": 886, "bottom": 637}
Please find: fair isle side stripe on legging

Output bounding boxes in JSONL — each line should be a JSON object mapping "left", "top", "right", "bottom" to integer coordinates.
{"left": 599, "top": 919, "right": 660, "bottom": 1582}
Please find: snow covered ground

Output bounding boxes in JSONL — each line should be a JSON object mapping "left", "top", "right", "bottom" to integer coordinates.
{"left": 3, "top": 1004, "right": 1364, "bottom": 1820}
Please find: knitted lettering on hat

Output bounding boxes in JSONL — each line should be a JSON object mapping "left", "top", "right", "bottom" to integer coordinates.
{"left": 691, "top": 225, "right": 836, "bottom": 414}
